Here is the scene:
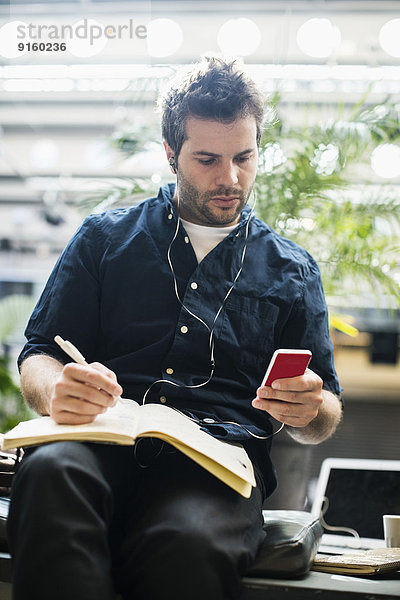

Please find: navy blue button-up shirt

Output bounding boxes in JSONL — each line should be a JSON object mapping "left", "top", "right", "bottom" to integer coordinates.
{"left": 19, "top": 183, "right": 341, "bottom": 497}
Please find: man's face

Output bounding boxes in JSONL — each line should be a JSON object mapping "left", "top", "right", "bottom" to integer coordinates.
{"left": 171, "top": 116, "right": 258, "bottom": 227}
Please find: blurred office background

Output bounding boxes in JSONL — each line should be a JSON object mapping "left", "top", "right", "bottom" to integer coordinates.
{"left": 0, "top": 0, "right": 399, "bottom": 508}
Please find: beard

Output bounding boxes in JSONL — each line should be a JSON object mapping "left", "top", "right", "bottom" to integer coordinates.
{"left": 176, "top": 170, "right": 253, "bottom": 227}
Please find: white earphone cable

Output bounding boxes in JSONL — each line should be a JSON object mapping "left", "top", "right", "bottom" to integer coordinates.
{"left": 140, "top": 188, "right": 283, "bottom": 441}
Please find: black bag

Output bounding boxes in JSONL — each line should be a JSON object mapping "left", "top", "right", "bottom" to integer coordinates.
{"left": 0, "top": 449, "right": 21, "bottom": 497}
{"left": 0, "top": 449, "right": 21, "bottom": 556}
{"left": 247, "top": 510, "right": 323, "bottom": 578}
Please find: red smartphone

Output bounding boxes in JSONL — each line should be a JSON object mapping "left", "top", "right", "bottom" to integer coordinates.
{"left": 261, "top": 349, "right": 312, "bottom": 387}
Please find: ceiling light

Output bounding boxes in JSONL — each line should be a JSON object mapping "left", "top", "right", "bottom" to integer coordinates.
{"left": 371, "top": 144, "right": 400, "bottom": 179}
{"left": 217, "top": 18, "right": 261, "bottom": 57}
{"left": 146, "top": 18, "right": 183, "bottom": 58}
{"left": 68, "top": 19, "right": 108, "bottom": 58}
{"left": 379, "top": 18, "right": 400, "bottom": 58}
{"left": 296, "top": 18, "right": 341, "bottom": 59}
{"left": 260, "top": 143, "right": 286, "bottom": 174}
{"left": 30, "top": 139, "right": 59, "bottom": 170}
{"left": 311, "top": 143, "right": 339, "bottom": 175}
{"left": 0, "top": 21, "right": 28, "bottom": 59}
{"left": 83, "top": 139, "right": 114, "bottom": 170}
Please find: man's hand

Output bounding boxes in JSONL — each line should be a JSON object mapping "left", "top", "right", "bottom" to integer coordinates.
{"left": 50, "top": 362, "right": 123, "bottom": 425}
{"left": 252, "top": 368, "right": 323, "bottom": 428}
{"left": 252, "top": 369, "right": 342, "bottom": 444}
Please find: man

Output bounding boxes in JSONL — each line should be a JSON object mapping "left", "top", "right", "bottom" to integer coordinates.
{"left": 8, "top": 56, "right": 342, "bottom": 600}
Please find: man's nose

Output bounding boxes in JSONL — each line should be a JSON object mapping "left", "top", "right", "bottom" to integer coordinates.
{"left": 214, "top": 161, "right": 239, "bottom": 187}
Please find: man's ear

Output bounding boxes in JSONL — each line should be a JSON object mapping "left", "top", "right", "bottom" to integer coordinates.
{"left": 163, "top": 141, "right": 177, "bottom": 174}
{"left": 163, "top": 141, "right": 174, "bottom": 162}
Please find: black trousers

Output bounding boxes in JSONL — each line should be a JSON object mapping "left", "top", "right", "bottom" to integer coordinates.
{"left": 7, "top": 440, "right": 266, "bottom": 600}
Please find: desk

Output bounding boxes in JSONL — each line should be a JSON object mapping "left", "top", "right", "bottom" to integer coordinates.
{"left": 0, "top": 571, "right": 399, "bottom": 599}
{"left": 242, "top": 571, "right": 400, "bottom": 599}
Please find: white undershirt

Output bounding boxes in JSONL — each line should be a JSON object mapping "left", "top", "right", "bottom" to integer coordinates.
{"left": 180, "top": 218, "right": 237, "bottom": 263}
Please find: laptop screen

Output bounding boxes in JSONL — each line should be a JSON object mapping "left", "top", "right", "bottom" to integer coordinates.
{"left": 312, "top": 459, "right": 400, "bottom": 541}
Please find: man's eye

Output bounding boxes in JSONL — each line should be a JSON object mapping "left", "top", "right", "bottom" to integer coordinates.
{"left": 237, "top": 156, "right": 251, "bottom": 163}
{"left": 199, "top": 158, "right": 215, "bottom": 166}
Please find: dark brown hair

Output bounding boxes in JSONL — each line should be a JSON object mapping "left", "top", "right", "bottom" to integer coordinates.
{"left": 160, "top": 56, "right": 265, "bottom": 159}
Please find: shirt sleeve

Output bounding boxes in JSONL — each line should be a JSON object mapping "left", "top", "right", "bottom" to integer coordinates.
{"left": 18, "top": 216, "right": 102, "bottom": 369}
{"left": 279, "top": 257, "right": 342, "bottom": 398}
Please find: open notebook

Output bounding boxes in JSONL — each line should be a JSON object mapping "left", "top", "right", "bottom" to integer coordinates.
{"left": 311, "top": 458, "right": 400, "bottom": 554}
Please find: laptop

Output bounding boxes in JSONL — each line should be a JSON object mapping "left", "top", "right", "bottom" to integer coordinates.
{"left": 311, "top": 458, "right": 400, "bottom": 554}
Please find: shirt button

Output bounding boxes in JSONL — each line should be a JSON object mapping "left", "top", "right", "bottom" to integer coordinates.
{"left": 160, "top": 396, "right": 167, "bottom": 404}
{"left": 184, "top": 236, "right": 190, "bottom": 244}
{"left": 190, "top": 282, "right": 198, "bottom": 290}
{"left": 168, "top": 214, "right": 173, "bottom": 220}
{"left": 166, "top": 367, "right": 174, "bottom": 375}
{"left": 180, "top": 325, "right": 188, "bottom": 334}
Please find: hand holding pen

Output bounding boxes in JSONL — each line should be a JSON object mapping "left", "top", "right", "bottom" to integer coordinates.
{"left": 54, "top": 335, "right": 90, "bottom": 366}
{"left": 50, "top": 335, "right": 123, "bottom": 425}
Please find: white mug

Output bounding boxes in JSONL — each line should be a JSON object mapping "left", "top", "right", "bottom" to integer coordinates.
{"left": 383, "top": 515, "right": 400, "bottom": 548}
